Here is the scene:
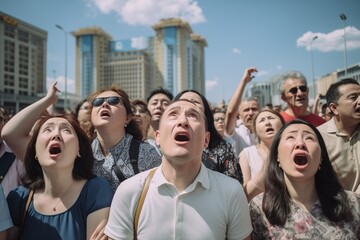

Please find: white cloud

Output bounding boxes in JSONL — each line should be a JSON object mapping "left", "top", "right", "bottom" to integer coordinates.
{"left": 47, "top": 75, "right": 76, "bottom": 94}
{"left": 206, "top": 78, "right": 219, "bottom": 91}
{"left": 86, "top": 0, "right": 206, "bottom": 26}
{"left": 297, "top": 26, "right": 360, "bottom": 53}
{"left": 232, "top": 48, "right": 241, "bottom": 54}
{"left": 255, "top": 70, "right": 269, "bottom": 78}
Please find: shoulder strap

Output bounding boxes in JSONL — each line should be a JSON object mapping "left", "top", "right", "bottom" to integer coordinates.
{"left": 133, "top": 168, "right": 156, "bottom": 240}
{"left": 112, "top": 138, "right": 141, "bottom": 183}
{"left": 21, "top": 189, "right": 34, "bottom": 228}
{"left": 0, "top": 152, "right": 16, "bottom": 183}
{"left": 129, "top": 138, "right": 141, "bottom": 174}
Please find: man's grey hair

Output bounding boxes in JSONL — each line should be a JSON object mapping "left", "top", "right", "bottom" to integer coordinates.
{"left": 280, "top": 71, "right": 308, "bottom": 95}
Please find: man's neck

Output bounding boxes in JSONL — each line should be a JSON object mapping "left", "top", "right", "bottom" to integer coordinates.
{"left": 147, "top": 123, "right": 158, "bottom": 140}
{"left": 334, "top": 116, "right": 359, "bottom": 137}
{"left": 286, "top": 106, "right": 309, "bottom": 117}
{"left": 161, "top": 158, "right": 201, "bottom": 193}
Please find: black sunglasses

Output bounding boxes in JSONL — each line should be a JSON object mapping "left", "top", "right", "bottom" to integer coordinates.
{"left": 131, "top": 106, "right": 148, "bottom": 114}
{"left": 288, "top": 85, "right": 307, "bottom": 95}
{"left": 92, "top": 96, "right": 122, "bottom": 107}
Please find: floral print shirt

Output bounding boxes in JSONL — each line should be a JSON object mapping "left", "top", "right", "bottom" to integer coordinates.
{"left": 249, "top": 192, "right": 360, "bottom": 240}
{"left": 202, "top": 140, "right": 242, "bottom": 183}
{"left": 92, "top": 133, "right": 161, "bottom": 191}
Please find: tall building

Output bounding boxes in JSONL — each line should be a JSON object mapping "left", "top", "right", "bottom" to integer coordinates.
{"left": 72, "top": 27, "right": 112, "bottom": 99}
{"left": 0, "top": 11, "right": 47, "bottom": 114}
{"left": 152, "top": 18, "right": 207, "bottom": 95}
{"left": 72, "top": 18, "right": 207, "bottom": 100}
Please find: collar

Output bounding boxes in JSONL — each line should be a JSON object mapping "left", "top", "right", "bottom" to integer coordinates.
{"left": 326, "top": 118, "right": 360, "bottom": 137}
{"left": 153, "top": 163, "right": 210, "bottom": 192}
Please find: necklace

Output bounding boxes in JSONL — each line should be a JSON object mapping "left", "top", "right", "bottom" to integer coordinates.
{"left": 51, "top": 182, "right": 74, "bottom": 212}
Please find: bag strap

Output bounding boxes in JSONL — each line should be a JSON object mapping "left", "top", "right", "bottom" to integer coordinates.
{"left": 133, "top": 168, "right": 156, "bottom": 239}
{"left": 129, "top": 139, "right": 140, "bottom": 174}
{"left": 112, "top": 138, "right": 141, "bottom": 183}
{"left": 21, "top": 189, "right": 34, "bottom": 228}
{"left": 0, "top": 152, "right": 16, "bottom": 183}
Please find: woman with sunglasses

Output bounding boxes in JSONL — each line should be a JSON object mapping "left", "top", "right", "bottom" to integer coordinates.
{"left": 174, "top": 90, "right": 242, "bottom": 182}
{"left": 249, "top": 120, "right": 360, "bottom": 239}
{"left": 2, "top": 82, "right": 114, "bottom": 239}
{"left": 88, "top": 86, "right": 161, "bottom": 191}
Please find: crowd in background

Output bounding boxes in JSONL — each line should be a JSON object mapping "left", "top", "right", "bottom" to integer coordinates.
{"left": 0, "top": 67, "right": 360, "bottom": 239}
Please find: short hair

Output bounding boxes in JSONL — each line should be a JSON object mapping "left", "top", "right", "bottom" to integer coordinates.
{"left": 132, "top": 99, "right": 151, "bottom": 116}
{"left": 326, "top": 78, "right": 359, "bottom": 105}
{"left": 88, "top": 85, "right": 143, "bottom": 140}
{"left": 146, "top": 87, "right": 174, "bottom": 104}
{"left": 174, "top": 90, "right": 222, "bottom": 150}
{"left": 280, "top": 71, "right": 307, "bottom": 95}
{"left": 263, "top": 119, "right": 352, "bottom": 226}
{"left": 22, "top": 113, "right": 95, "bottom": 190}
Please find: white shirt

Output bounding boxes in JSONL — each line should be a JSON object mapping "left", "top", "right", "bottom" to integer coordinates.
{"left": 105, "top": 164, "right": 252, "bottom": 240}
{"left": 227, "top": 120, "right": 256, "bottom": 156}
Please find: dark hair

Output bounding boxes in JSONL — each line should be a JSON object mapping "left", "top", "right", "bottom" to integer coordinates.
{"left": 252, "top": 109, "right": 285, "bottom": 138}
{"left": 132, "top": 99, "right": 151, "bottom": 116}
{"left": 326, "top": 78, "right": 359, "bottom": 105}
{"left": 88, "top": 86, "right": 143, "bottom": 140}
{"left": 212, "top": 107, "right": 225, "bottom": 114}
{"left": 74, "top": 99, "right": 88, "bottom": 118}
{"left": 263, "top": 119, "right": 352, "bottom": 226}
{"left": 146, "top": 87, "right": 174, "bottom": 104}
{"left": 22, "top": 113, "right": 95, "bottom": 190}
{"left": 174, "top": 90, "right": 222, "bottom": 149}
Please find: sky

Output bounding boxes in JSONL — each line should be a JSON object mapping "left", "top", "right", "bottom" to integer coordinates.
{"left": 2, "top": 0, "right": 360, "bottom": 105}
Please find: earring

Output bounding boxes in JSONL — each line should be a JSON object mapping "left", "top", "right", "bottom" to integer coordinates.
{"left": 277, "top": 158, "right": 281, "bottom": 168}
{"left": 124, "top": 124, "right": 128, "bottom": 127}
{"left": 318, "top": 165, "right": 321, "bottom": 171}
{"left": 77, "top": 153, "right": 81, "bottom": 158}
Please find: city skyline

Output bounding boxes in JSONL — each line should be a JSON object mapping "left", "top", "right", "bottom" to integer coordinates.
{"left": 2, "top": 0, "right": 360, "bottom": 106}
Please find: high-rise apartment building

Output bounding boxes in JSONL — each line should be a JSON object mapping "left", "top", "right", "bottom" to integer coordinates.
{"left": 72, "top": 18, "right": 207, "bottom": 100}
{"left": 0, "top": 11, "right": 47, "bottom": 114}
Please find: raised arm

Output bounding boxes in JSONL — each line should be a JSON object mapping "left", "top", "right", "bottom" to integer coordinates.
{"left": 225, "top": 68, "right": 257, "bottom": 135}
{"left": 1, "top": 82, "right": 59, "bottom": 160}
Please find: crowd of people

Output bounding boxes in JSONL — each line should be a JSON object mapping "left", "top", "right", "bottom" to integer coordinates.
{"left": 0, "top": 67, "right": 360, "bottom": 239}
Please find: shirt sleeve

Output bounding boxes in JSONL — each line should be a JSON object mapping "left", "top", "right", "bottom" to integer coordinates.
{"left": 0, "top": 185, "right": 13, "bottom": 232}
{"left": 6, "top": 186, "right": 28, "bottom": 227}
{"left": 227, "top": 182, "right": 253, "bottom": 240}
{"left": 104, "top": 173, "right": 145, "bottom": 239}
{"left": 82, "top": 177, "right": 114, "bottom": 214}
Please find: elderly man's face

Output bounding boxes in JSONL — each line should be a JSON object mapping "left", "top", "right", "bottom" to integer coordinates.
{"left": 282, "top": 78, "right": 309, "bottom": 109}
{"left": 156, "top": 100, "right": 210, "bottom": 162}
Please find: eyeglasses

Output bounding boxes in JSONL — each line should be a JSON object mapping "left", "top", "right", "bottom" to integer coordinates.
{"left": 214, "top": 117, "right": 225, "bottom": 122}
{"left": 288, "top": 85, "right": 308, "bottom": 95}
{"left": 91, "top": 96, "right": 122, "bottom": 107}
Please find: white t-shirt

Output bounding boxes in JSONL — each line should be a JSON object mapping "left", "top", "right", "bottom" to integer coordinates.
{"left": 105, "top": 164, "right": 253, "bottom": 240}
{"left": 227, "top": 120, "right": 256, "bottom": 156}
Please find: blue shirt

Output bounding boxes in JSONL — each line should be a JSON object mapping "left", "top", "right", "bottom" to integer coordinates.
{"left": 7, "top": 177, "right": 113, "bottom": 240}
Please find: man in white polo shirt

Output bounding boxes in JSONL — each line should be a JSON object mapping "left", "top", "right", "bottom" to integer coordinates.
{"left": 105, "top": 99, "right": 252, "bottom": 239}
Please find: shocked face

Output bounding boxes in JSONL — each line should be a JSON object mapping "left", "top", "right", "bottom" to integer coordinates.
{"left": 35, "top": 117, "right": 79, "bottom": 169}
{"left": 156, "top": 100, "right": 210, "bottom": 162}
{"left": 277, "top": 124, "right": 321, "bottom": 181}
{"left": 282, "top": 78, "right": 309, "bottom": 109}
{"left": 255, "top": 111, "right": 283, "bottom": 142}
{"left": 90, "top": 91, "right": 130, "bottom": 130}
